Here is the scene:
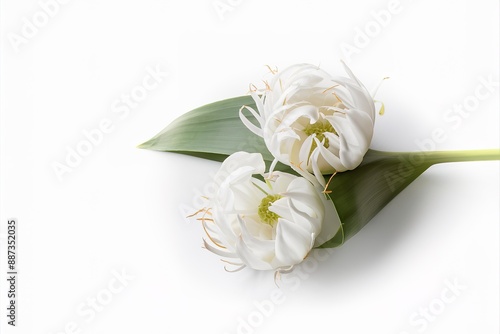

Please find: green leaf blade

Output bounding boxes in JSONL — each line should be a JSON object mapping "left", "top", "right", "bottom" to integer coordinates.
{"left": 319, "top": 149, "right": 500, "bottom": 247}
{"left": 319, "top": 152, "right": 432, "bottom": 247}
{"left": 138, "top": 96, "right": 274, "bottom": 161}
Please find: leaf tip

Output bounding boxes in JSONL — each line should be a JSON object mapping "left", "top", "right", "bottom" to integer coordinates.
{"left": 137, "top": 140, "right": 151, "bottom": 150}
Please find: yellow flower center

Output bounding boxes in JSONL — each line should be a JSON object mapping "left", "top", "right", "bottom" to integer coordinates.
{"left": 258, "top": 194, "right": 282, "bottom": 226}
{"left": 303, "top": 121, "right": 337, "bottom": 150}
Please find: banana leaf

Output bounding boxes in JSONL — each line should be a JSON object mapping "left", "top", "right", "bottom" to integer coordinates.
{"left": 139, "top": 96, "right": 500, "bottom": 248}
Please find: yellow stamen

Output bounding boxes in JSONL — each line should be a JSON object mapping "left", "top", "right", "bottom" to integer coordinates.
{"left": 322, "top": 172, "right": 337, "bottom": 194}
{"left": 258, "top": 194, "right": 282, "bottom": 226}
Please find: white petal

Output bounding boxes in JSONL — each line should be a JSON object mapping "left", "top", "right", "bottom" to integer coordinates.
{"left": 279, "top": 104, "right": 319, "bottom": 127}
{"left": 203, "top": 239, "right": 238, "bottom": 258}
{"left": 267, "top": 171, "right": 296, "bottom": 194}
{"left": 274, "top": 218, "right": 314, "bottom": 266}
{"left": 267, "top": 197, "right": 293, "bottom": 221}
{"left": 298, "top": 134, "right": 315, "bottom": 166}
{"left": 286, "top": 177, "right": 324, "bottom": 219}
{"left": 235, "top": 236, "right": 273, "bottom": 270}
{"left": 250, "top": 91, "right": 265, "bottom": 116}
{"left": 314, "top": 194, "right": 342, "bottom": 247}
{"left": 215, "top": 152, "right": 265, "bottom": 185}
{"left": 315, "top": 138, "right": 344, "bottom": 170}
{"left": 310, "top": 145, "right": 326, "bottom": 187}
{"left": 288, "top": 198, "right": 322, "bottom": 234}
{"left": 239, "top": 106, "right": 263, "bottom": 137}
{"left": 238, "top": 215, "right": 276, "bottom": 259}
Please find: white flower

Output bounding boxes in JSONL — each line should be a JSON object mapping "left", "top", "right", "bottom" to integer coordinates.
{"left": 198, "top": 152, "right": 339, "bottom": 271}
{"left": 240, "top": 62, "right": 376, "bottom": 186}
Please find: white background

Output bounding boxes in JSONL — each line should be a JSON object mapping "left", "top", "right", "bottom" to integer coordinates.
{"left": 1, "top": 0, "right": 499, "bottom": 333}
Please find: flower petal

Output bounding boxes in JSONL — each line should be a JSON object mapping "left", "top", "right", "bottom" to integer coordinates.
{"left": 235, "top": 236, "right": 273, "bottom": 270}
{"left": 274, "top": 218, "right": 314, "bottom": 265}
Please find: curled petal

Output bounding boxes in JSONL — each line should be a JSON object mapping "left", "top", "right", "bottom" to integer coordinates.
{"left": 275, "top": 218, "right": 315, "bottom": 265}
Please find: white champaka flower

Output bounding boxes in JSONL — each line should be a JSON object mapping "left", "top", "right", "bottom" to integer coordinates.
{"left": 198, "top": 152, "right": 340, "bottom": 271}
{"left": 240, "top": 62, "right": 376, "bottom": 186}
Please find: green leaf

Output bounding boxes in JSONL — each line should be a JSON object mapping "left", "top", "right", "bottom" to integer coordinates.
{"left": 320, "top": 149, "right": 500, "bottom": 247}
{"left": 138, "top": 96, "right": 273, "bottom": 162}
{"left": 140, "top": 96, "right": 500, "bottom": 248}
